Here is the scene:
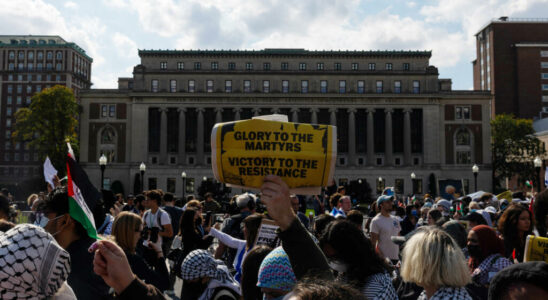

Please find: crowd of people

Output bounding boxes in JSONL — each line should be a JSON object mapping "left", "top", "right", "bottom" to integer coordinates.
{"left": 0, "top": 177, "right": 548, "bottom": 300}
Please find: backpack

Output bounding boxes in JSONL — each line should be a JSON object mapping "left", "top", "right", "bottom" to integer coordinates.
{"left": 143, "top": 208, "right": 168, "bottom": 231}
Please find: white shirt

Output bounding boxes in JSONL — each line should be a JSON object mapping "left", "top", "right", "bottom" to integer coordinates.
{"left": 143, "top": 208, "right": 171, "bottom": 246}
{"left": 370, "top": 214, "right": 401, "bottom": 260}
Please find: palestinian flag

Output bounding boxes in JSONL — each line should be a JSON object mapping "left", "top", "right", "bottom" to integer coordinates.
{"left": 525, "top": 180, "right": 533, "bottom": 188}
{"left": 66, "top": 143, "right": 101, "bottom": 239}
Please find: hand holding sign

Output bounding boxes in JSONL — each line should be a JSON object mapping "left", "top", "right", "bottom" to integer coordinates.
{"left": 260, "top": 175, "right": 296, "bottom": 231}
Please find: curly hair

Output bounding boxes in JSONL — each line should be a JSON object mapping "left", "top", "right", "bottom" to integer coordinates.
{"left": 498, "top": 204, "right": 533, "bottom": 260}
{"left": 290, "top": 278, "right": 366, "bottom": 300}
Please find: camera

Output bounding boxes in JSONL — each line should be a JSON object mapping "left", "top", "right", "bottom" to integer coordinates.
{"left": 141, "top": 227, "right": 160, "bottom": 243}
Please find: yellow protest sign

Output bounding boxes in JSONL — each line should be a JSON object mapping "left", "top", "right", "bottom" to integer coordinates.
{"left": 524, "top": 235, "right": 548, "bottom": 263}
{"left": 211, "top": 118, "right": 337, "bottom": 193}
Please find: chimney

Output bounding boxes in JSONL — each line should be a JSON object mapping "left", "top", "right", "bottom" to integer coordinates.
{"left": 499, "top": 16, "right": 508, "bottom": 21}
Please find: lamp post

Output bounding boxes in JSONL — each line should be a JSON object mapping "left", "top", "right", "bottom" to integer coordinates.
{"left": 534, "top": 156, "right": 542, "bottom": 193}
{"left": 378, "top": 176, "right": 383, "bottom": 195}
{"left": 410, "top": 172, "right": 416, "bottom": 195}
{"left": 139, "top": 162, "right": 146, "bottom": 192}
{"left": 181, "top": 171, "right": 187, "bottom": 200}
{"left": 99, "top": 154, "right": 107, "bottom": 190}
{"left": 472, "top": 164, "right": 479, "bottom": 192}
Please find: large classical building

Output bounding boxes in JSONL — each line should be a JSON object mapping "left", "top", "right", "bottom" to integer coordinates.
{"left": 0, "top": 35, "right": 92, "bottom": 185}
{"left": 473, "top": 17, "right": 548, "bottom": 119}
{"left": 79, "top": 48, "right": 492, "bottom": 198}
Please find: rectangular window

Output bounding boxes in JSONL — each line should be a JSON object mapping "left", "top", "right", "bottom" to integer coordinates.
{"left": 368, "top": 63, "right": 376, "bottom": 70}
{"left": 403, "top": 63, "right": 410, "bottom": 71}
{"left": 101, "top": 105, "right": 108, "bottom": 117}
{"left": 16, "top": 96, "right": 22, "bottom": 105}
{"left": 7, "top": 96, "right": 12, "bottom": 105}
{"left": 109, "top": 105, "right": 116, "bottom": 117}
{"left": 299, "top": 63, "right": 306, "bottom": 71}
{"left": 394, "top": 81, "right": 401, "bottom": 93}
{"left": 246, "top": 63, "right": 253, "bottom": 70}
{"left": 225, "top": 80, "right": 232, "bottom": 93}
{"left": 413, "top": 80, "right": 420, "bottom": 94}
{"left": 281, "top": 62, "right": 289, "bottom": 70}
{"left": 17, "top": 85, "right": 22, "bottom": 94}
{"left": 207, "top": 80, "right": 214, "bottom": 92}
{"left": 26, "top": 97, "right": 31, "bottom": 105}
{"left": 56, "top": 63, "right": 62, "bottom": 71}
{"left": 7, "top": 108, "right": 12, "bottom": 116}
{"left": 317, "top": 63, "right": 324, "bottom": 70}
{"left": 320, "top": 80, "right": 328, "bottom": 93}
{"left": 542, "top": 62, "right": 548, "bottom": 68}
{"left": 263, "top": 63, "right": 271, "bottom": 70}
{"left": 8, "top": 63, "right": 14, "bottom": 70}
{"left": 28, "top": 63, "right": 33, "bottom": 71}
{"left": 376, "top": 81, "right": 383, "bottom": 93}
{"left": 386, "top": 63, "right": 393, "bottom": 70}
{"left": 18, "top": 63, "right": 24, "bottom": 70}
{"left": 334, "top": 63, "right": 341, "bottom": 70}
{"left": 188, "top": 80, "right": 195, "bottom": 93}
{"left": 170, "top": 80, "right": 177, "bottom": 92}
{"left": 228, "top": 62, "right": 236, "bottom": 70}
{"left": 36, "top": 74, "right": 41, "bottom": 81}
{"left": 160, "top": 62, "right": 167, "bottom": 70}
{"left": 282, "top": 80, "right": 289, "bottom": 93}
{"left": 541, "top": 51, "right": 548, "bottom": 57}
{"left": 7, "top": 85, "right": 12, "bottom": 94}
{"left": 167, "top": 178, "right": 176, "bottom": 193}
{"left": 301, "top": 80, "right": 308, "bottom": 93}
{"left": 542, "top": 73, "right": 548, "bottom": 79}
{"left": 244, "top": 80, "right": 251, "bottom": 92}
{"left": 455, "top": 106, "right": 471, "bottom": 120}
{"left": 357, "top": 80, "right": 365, "bottom": 94}
{"left": 263, "top": 80, "right": 270, "bottom": 93}
{"left": 543, "top": 84, "right": 548, "bottom": 91}
{"left": 18, "top": 51, "right": 24, "bottom": 60}
{"left": 6, "top": 119, "right": 10, "bottom": 128}
{"left": 455, "top": 107, "right": 462, "bottom": 119}
{"left": 211, "top": 62, "right": 218, "bottom": 70}
{"left": 36, "top": 85, "right": 41, "bottom": 92}
{"left": 151, "top": 79, "right": 159, "bottom": 92}
{"left": 456, "top": 151, "right": 472, "bottom": 164}
{"left": 177, "top": 62, "right": 184, "bottom": 70}
{"left": 37, "top": 63, "right": 42, "bottom": 71}
{"left": 194, "top": 62, "right": 201, "bottom": 70}
{"left": 351, "top": 63, "right": 359, "bottom": 70}
{"left": 56, "top": 75, "right": 61, "bottom": 82}
{"left": 339, "top": 80, "right": 346, "bottom": 93}
{"left": 543, "top": 96, "right": 548, "bottom": 102}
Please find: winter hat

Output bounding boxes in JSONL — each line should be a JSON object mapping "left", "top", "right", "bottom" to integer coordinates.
{"left": 488, "top": 261, "right": 548, "bottom": 300}
{"left": 377, "top": 195, "right": 394, "bottom": 206}
{"left": 0, "top": 224, "right": 71, "bottom": 299}
{"left": 435, "top": 199, "right": 452, "bottom": 212}
{"left": 257, "top": 246, "right": 296, "bottom": 292}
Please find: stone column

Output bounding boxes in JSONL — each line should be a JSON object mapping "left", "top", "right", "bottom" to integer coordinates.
{"left": 291, "top": 108, "right": 299, "bottom": 123}
{"left": 310, "top": 108, "right": 318, "bottom": 124}
{"left": 367, "top": 108, "right": 375, "bottom": 166}
{"left": 348, "top": 108, "right": 356, "bottom": 166}
{"left": 160, "top": 108, "right": 167, "bottom": 164}
{"left": 404, "top": 108, "right": 412, "bottom": 166}
{"left": 196, "top": 107, "right": 205, "bottom": 165}
{"left": 178, "top": 108, "right": 186, "bottom": 165}
{"left": 252, "top": 108, "right": 260, "bottom": 117}
{"left": 329, "top": 108, "right": 337, "bottom": 126}
{"left": 233, "top": 108, "right": 241, "bottom": 120}
{"left": 385, "top": 108, "right": 393, "bottom": 166}
{"left": 215, "top": 108, "right": 223, "bottom": 124}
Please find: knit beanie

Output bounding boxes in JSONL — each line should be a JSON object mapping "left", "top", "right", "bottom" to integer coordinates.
{"left": 257, "top": 246, "right": 296, "bottom": 292}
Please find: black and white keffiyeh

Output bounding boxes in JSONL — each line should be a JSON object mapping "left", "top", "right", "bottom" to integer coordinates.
{"left": 181, "top": 249, "right": 240, "bottom": 300}
{"left": 0, "top": 224, "right": 71, "bottom": 299}
{"left": 417, "top": 286, "right": 472, "bottom": 300}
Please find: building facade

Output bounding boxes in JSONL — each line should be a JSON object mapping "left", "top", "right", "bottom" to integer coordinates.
{"left": 473, "top": 17, "right": 548, "bottom": 119}
{"left": 0, "top": 35, "right": 92, "bottom": 185}
{"left": 79, "top": 49, "right": 492, "bottom": 198}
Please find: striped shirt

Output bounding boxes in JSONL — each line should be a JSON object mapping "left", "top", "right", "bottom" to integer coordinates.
{"left": 361, "top": 272, "right": 398, "bottom": 300}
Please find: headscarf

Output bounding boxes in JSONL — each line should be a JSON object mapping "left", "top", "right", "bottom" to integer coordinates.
{"left": 257, "top": 246, "right": 297, "bottom": 292}
{"left": 0, "top": 224, "right": 71, "bottom": 299}
{"left": 468, "top": 225, "right": 504, "bottom": 270}
{"left": 181, "top": 249, "right": 240, "bottom": 300}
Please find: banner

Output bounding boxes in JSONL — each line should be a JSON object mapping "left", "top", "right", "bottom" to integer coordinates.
{"left": 254, "top": 219, "right": 281, "bottom": 248}
{"left": 211, "top": 117, "right": 337, "bottom": 194}
{"left": 524, "top": 235, "right": 548, "bottom": 263}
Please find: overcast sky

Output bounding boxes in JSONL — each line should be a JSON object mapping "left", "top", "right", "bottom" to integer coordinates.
{"left": 2, "top": 0, "right": 548, "bottom": 89}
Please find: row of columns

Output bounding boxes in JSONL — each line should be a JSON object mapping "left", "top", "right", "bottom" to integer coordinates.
{"left": 155, "top": 107, "right": 414, "bottom": 167}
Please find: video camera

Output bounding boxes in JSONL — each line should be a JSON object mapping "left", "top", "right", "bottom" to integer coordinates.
{"left": 141, "top": 227, "right": 160, "bottom": 243}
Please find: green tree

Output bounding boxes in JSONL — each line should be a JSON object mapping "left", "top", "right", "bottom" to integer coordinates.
{"left": 12, "top": 85, "right": 79, "bottom": 175}
{"left": 491, "top": 114, "right": 546, "bottom": 192}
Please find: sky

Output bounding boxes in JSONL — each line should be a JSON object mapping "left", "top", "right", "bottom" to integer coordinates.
{"left": 1, "top": 0, "right": 548, "bottom": 90}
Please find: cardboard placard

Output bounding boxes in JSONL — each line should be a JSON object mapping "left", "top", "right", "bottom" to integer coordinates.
{"left": 211, "top": 117, "right": 337, "bottom": 194}
{"left": 524, "top": 235, "right": 548, "bottom": 263}
{"left": 254, "top": 219, "right": 281, "bottom": 248}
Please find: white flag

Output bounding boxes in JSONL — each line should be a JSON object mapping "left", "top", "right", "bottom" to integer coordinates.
{"left": 43, "top": 156, "right": 58, "bottom": 187}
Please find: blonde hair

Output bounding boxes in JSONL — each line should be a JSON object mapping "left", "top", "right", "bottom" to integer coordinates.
{"left": 469, "top": 201, "right": 480, "bottom": 210}
{"left": 186, "top": 200, "right": 202, "bottom": 209}
{"left": 400, "top": 227, "right": 470, "bottom": 288}
{"left": 112, "top": 212, "right": 142, "bottom": 253}
{"left": 27, "top": 194, "right": 38, "bottom": 207}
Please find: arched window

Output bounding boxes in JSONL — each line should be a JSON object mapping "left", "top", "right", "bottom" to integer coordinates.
{"left": 99, "top": 126, "right": 117, "bottom": 162}
{"left": 455, "top": 128, "right": 473, "bottom": 164}
{"left": 456, "top": 128, "right": 470, "bottom": 145}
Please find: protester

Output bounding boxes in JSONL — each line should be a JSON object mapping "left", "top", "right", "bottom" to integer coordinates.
{"left": 462, "top": 211, "right": 488, "bottom": 228}
{"left": 240, "top": 245, "right": 272, "bottom": 300}
{"left": 257, "top": 246, "right": 297, "bottom": 300}
{"left": 201, "top": 192, "right": 222, "bottom": 214}
{"left": 329, "top": 193, "right": 346, "bottom": 218}
{"left": 161, "top": 192, "right": 182, "bottom": 255}
{"left": 0, "top": 195, "right": 10, "bottom": 221}
{"left": 180, "top": 208, "right": 214, "bottom": 261}
{"left": 97, "top": 190, "right": 116, "bottom": 235}
{"left": 142, "top": 190, "right": 173, "bottom": 255}
{"left": 122, "top": 194, "right": 137, "bottom": 213}
{"left": 111, "top": 211, "right": 169, "bottom": 291}
{"left": 533, "top": 188, "right": 548, "bottom": 237}
{"left": 180, "top": 249, "right": 241, "bottom": 300}
{"left": 442, "top": 220, "right": 468, "bottom": 250}
{"left": 286, "top": 278, "right": 366, "bottom": 300}
{"left": 313, "top": 214, "right": 335, "bottom": 240}
{"left": 400, "top": 227, "right": 472, "bottom": 300}
{"left": 346, "top": 209, "right": 364, "bottom": 230}
{"left": 370, "top": 194, "right": 401, "bottom": 264}
{"left": 401, "top": 205, "right": 419, "bottom": 235}
{"left": 427, "top": 209, "right": 443, "bottom": 226}
{"left": 291, "top": 194, "right": 310, "bottom": 228}
{"left": 498, "top": 204, "right": 533, "bottom": 262}
{"left": 488, "top": 261, "right": 548, "bottom": 300}
{"left": 134, "top": 194, "right": 146, "bottom": 216}
{"left": 0, "top": 224, "right": 74, "bottom": 299}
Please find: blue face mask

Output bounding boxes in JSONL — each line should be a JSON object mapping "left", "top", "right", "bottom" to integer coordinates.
{"left": 34, "top": 214, "right": 63, "bottom": 229}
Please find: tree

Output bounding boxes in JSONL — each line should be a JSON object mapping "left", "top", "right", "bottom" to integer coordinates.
{"left": 491, "top": 114, "right": 546, "bottom": 192}
{"left": 12, "top": 85, "right": 79, "bottom": 175}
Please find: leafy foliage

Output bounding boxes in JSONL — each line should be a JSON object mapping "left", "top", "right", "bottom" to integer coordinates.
{"left": 12, "top": 85, "right": 79, "bottom": 176}
{"left": 491, "top": 114, "right": 546, "bottom": 191}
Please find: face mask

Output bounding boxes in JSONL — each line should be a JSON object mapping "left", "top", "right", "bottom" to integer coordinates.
{"left": 328, "top": 259, "right": 348, "bottom": 274}
{"left": 411, "top": 210, "right": 418, "bottom": 217}
{"left": 35, "top": 214, "right": 63, "bottom": 229}
{"left": 467, "top": 244, "right": 482, "bottom": 258}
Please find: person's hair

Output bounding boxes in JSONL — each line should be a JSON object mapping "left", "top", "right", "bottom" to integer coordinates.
{"left": 27, "top": 194, "right": 38, "bottom": 207}
{"left": 534, "top": 189, "right": 548, "bottom": 237}
{"left": 241, "top": 245, "right": 272, "bottom": 300}
{"left": 480, "top": 193, "right": 493, "bottom": 202}
{"left": 337, "top": 186, "right": 346, "bottom": 193}
{"left": 242, "top": 213, "right": 264, "bottom": 248}
{"left": 313, "top": 214, "right": 335, "bottom": 239}
{"left": 135, "top": 194, "right": 145, "bottom": 204}
{"left": 290, "top": 278, "right": 366, "bottom": 300}
{"left": 320, "top": 220, "right": 391, "bottom": 288}
{"left": 186, "top": 200, "right": 202, "bottom": 210}
{"left": 41, "top": 186, "right": 88, "bottom": 239}
{"left": 466, "top": 212, "right": 488, "bottom": 226}
{"left": 112, "top": 212, "right": 143, "bottom": 253}
{"left": 0, "top": 219, "right": 15, "bottom": 232}
{"left": 427, "top": 209, "right": 442, "bottom": 223}
{"left": 395, "top": 206, "right": 406, "bottom": 218}
{"left": 163, "top": 192, "right": 174, "bottom": 203}
{"left": 204, "top": 192, "right": 214, "bottom": 199}
{"left": 329, "top": 193, "right": 342, "bottom": 209}
{"left": 469, "top": 201, "right": 480, "bottom": 210}
{"left": 0, "top": 188, "right": 8, "bottom": 196}
{"left": 0, "top": 195, "right": 10, "bottom": 216}
{"left": 498, "top": 204, "right": 533, "bottom": 248}
{"left": 186, "top": 194, "right": 196, "bottom": 202}
{"left": 442, "top": 220, "right": 467, "bottom": 249}
{"left": 346, "top": 210, "right": 363, "bottom": 228}
{"left": 401, "top": 227, "right": 471, "bottom": 287}
{"left": 180, "top": 208, "right": 198, "bottom": 236}
{"left": 512, "top": 191, "right": 525, "bottom": 201}
{"left": 468, "top": 225, "right": 505, "bottom": 270}
{"left": 420, "top": 207, "right": 430, "bottom": 219}
{"left": 146, "top": 190, "right": 162, "bottom": 205}
{"left": 115, "top": 193, "right": 123, "bottom": 200}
